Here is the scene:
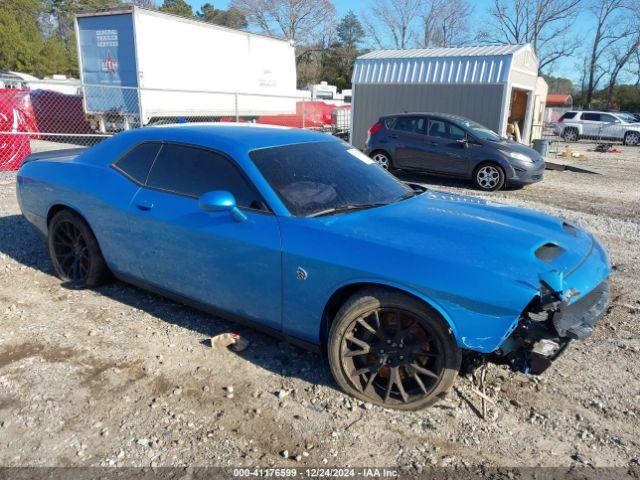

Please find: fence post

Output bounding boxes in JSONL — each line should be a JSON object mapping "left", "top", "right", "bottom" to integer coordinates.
{"left": 235, "top": 93, "right": 239, "bottom": 123}
{"left": 137, "top": 85, "right": 144, "bottom": 129}
{"left": 301, "top": 97, "right": 305, "bottom": 129}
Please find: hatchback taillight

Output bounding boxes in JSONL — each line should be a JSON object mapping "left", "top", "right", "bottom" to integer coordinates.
{"left": 368, "top": 122, "right": 382, "bottom": 136}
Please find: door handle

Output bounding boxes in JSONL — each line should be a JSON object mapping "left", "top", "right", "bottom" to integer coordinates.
{"left": 390, "top": 134, "right": 398, "bottom": 139}
{"left": 430, "top": 142, "right": 439, "bottom": 146}
{"left": 136, "top": 201, "right": 154, "bottom": 211}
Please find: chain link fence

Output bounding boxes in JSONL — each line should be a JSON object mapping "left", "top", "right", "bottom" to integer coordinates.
{"left": 0, "top": 77, "right": 352, "bottom": 171}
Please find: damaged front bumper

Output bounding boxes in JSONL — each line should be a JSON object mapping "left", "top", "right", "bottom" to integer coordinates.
{"left": 494, "top": 279, "right": 611, "bottom": 375}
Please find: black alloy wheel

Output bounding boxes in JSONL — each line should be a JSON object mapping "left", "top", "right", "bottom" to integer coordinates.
{"left": 48, "top": 209, "right": 110, "bottom": 288}
{"left": 329, "top": 289, "right": 460, "bottom": 410}
{"left": 51, "top": 220, "right": 90, "bottom": 283}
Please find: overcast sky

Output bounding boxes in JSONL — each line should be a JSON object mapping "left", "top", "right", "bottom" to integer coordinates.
{"left": 185, "top": 0, "right": 598, "bottom": 85}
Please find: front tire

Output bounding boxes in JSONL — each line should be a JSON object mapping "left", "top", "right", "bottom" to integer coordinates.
{"left": 328, "top": 288, "right": 461, "bottom": 410}
{"left": 48, "top": 210, "right": 110, "bottom": 288}
{"left": 473, "top": 162, "right": 505, "bottom": 191}
{"left": 623, "top": 131, "right": 639, "bottom": 146}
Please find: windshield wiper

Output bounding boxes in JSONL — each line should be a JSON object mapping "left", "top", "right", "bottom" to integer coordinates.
{"left": 308, "top": 202, "right": 390, "bottom": 218}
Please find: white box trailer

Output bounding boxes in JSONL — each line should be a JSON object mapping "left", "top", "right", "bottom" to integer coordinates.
{"left": 74, "top": 7, "right": 301, "bottom": 132}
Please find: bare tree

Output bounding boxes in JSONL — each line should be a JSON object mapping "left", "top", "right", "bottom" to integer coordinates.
{"left": 585, "top": 0, "right": 637, "bottom": 106}
{"left": 604, "top": 4, "right": 640, "bottom": 106}
{"left": 419, "top": 0, "right": 473, "bottom": 48}
{"left": 230, "top": 0, "right": 337, "bottom": 46}
{"left": 481, "top": 0, "right": 583, "bottom": 73}
{"left": 361, "top": 0, "right": 420, "bottom": 49}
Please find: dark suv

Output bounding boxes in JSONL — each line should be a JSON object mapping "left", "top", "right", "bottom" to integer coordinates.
{"left": 365, "top": 113, "right": 545, "bottom": 191}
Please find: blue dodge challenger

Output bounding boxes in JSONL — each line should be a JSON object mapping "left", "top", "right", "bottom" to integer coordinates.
{"left": 17, "top": 124, "right": 611, "bottom": 410}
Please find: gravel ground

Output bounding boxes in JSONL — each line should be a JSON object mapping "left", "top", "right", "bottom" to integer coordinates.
{"left": 0, "top": 141, "right": 638, "bottom": 471}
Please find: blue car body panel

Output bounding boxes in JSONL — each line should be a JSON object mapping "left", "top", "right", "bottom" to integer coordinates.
{"left": 16, "top": 124, "right": 611, "bottom": 354}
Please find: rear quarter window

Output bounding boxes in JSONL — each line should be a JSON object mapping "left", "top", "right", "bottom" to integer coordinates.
{"left": 560, "top": 112, "right": 577, "bottom": 120}
{"left": 113, "top": 142, "right": 162, "bottom": 184}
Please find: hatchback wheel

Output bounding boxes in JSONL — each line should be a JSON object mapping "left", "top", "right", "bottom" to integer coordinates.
{"left": 371, "top": 151, "right": 392, "bottom": 170}
{"left": 48, "top": 210, "right": 110, "bottom": 288}
{"left": 473, "top": 163, "right": 505, "bottom": 191}
{"left": 328, "top": 289, "right": 461, "bottom": 410}
{"left": 624, "top": 131, "right": 639, "bottom": 146}
{"left": 562, "top": 128, "right": 578, "bottom": 142}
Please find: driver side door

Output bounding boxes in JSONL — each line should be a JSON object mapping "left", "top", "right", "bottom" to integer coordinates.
{"left": 422, "top": 118, "right": 472, "bottom": 175}
{"left": 126, "top": 142, "right": 283, "bottom": 331}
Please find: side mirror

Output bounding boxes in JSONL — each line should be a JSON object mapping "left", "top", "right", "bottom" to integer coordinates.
{"left": 456, "top": 138, "right": 469, "bottom": 148}
{"left": 199, "top": 190, "right": 247, "bottom": 223}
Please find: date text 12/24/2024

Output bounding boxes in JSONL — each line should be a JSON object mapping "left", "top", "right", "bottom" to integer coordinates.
{"left": 232, "top": 468, "right": 399, "bottom": 478}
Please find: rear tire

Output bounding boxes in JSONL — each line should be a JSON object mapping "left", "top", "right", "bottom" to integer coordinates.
{"left": 328, "top": 288, "right": 461, "bottom": 410}
{"left": 562, "top": 128, "right": 579, "bottom": 142}
{"left": 370, "top": 150, "right": 393, "bottom": 170}
{"left": 473, "top": 162, "right": 505, "bottom": 191}
{"left": 48, "top": 210, "right": 110, "bottom": 288}
{"left": 623, "top": 131, "right": 639, "bottom": 146}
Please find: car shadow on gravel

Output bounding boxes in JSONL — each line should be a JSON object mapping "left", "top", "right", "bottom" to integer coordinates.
{"left": 395, "top": 171, "right": 525, "bottom": 191}
{"left": 0, "top": 214, "right": 334, "bottom": 390}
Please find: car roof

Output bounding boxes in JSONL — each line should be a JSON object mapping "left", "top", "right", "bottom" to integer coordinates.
{"left": 131, "top": 123, "right": 335, "bottom": 150}
{"left": 382, "top": 112, "right": 469, "bottom": 122}
{"left": 81, "top": 123, "right": 341, "bottom": 171}
{"left": 572, "top": 110, "right": 620, "bottom": 114}
{"left": 94, "top": 123, "right": 338, "bottom": 160}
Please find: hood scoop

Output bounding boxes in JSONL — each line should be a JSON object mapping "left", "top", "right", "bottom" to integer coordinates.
{"left": 535, "top": 243, "right": 566, "bottom": 263}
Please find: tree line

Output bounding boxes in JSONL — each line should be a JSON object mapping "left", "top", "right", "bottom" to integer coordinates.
{"left": 1, "top": 0, "right": 638, "bottom": 110}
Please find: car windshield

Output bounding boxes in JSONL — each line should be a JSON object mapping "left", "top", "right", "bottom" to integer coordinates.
{"left": 618, "top": 113, "right": 636, "bottom": 123}
{"left": 453, "top": 118, "right": 502, "bottom": 141}
{"left": 250, "top": 140, "right": 415, "bottom": 217}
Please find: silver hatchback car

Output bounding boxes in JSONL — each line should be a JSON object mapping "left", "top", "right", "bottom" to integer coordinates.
{"left": 554, "top": 110, "right": 640, "bottom": 146}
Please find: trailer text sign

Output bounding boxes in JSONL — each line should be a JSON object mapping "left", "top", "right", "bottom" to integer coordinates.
{"left": 77, "top": 14, "right": 139, "bottom": 115}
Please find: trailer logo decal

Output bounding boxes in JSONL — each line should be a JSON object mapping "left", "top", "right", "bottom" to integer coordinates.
{"left": 101, "top": 52, "right": 118, "bottom": 75}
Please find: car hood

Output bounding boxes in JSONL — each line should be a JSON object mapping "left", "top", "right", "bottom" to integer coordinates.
{"left": 317, "top": 190, "right": 596, "bottom": 289}
{"left": 494, "top": 140, "right": 543, "bottom": 161}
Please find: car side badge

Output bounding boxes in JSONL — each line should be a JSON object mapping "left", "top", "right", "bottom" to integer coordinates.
{"left": 296, "top": 267, "right": 308, "bottom": 281}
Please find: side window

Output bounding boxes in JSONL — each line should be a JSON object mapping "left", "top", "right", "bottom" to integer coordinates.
{"left": 146, "top": 144, "right": 265, "bottom": 210}
{"left": 582, "top": 113, "right": 600, "bottom": 121}
{"left": 427, "top": 119, "right": 467, "bottom": 141}
{"left": 561, "top": 111, "right": 577, "bottom": 120}
{"left": 114, "top": 142, "right": 161, "bottom": 184}
{"left": 600, "top": 114, "right": 617, "bottom": 123}
{"left": 393, "top": 116, "right": 425, "bottom": 134}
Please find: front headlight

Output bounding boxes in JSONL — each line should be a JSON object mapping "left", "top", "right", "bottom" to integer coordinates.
{"left": 509, "top": 151, "right": 534, "bottom": 163}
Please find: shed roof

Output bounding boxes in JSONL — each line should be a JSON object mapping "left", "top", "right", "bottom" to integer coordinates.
{"left": 546, "top": 94, "right": 573, "bottom": 107}
{"left": 353, "top": 44, "right": 535, "bottom": 85}
{"left": 357, "top": 44, "right": 528, "bottom": 60}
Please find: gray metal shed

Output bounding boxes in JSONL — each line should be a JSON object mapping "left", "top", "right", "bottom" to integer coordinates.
{"left": 350, "top": 44, "right": 541, "bottom": 149}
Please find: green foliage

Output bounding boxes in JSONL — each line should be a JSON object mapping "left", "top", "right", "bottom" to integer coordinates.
{"left": 337, "top": 10, "right": 364, "bottom": 48}
{"left": 574, "top": 85, "right": 640, "bottom": 112}
{"left": 543, "top": 75, "right": 575, "bottom": 94}
{"left": 45, "top": 0, "right": 123, "bottom": 39}
{"left": 159, "top": 0, "right": 193, "bottom": 18}
{"left": 196, "top": 3, "right": 248, "bottom": 29}
{"left": 0, "top": 0, "right": 44, "bottom": 74}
